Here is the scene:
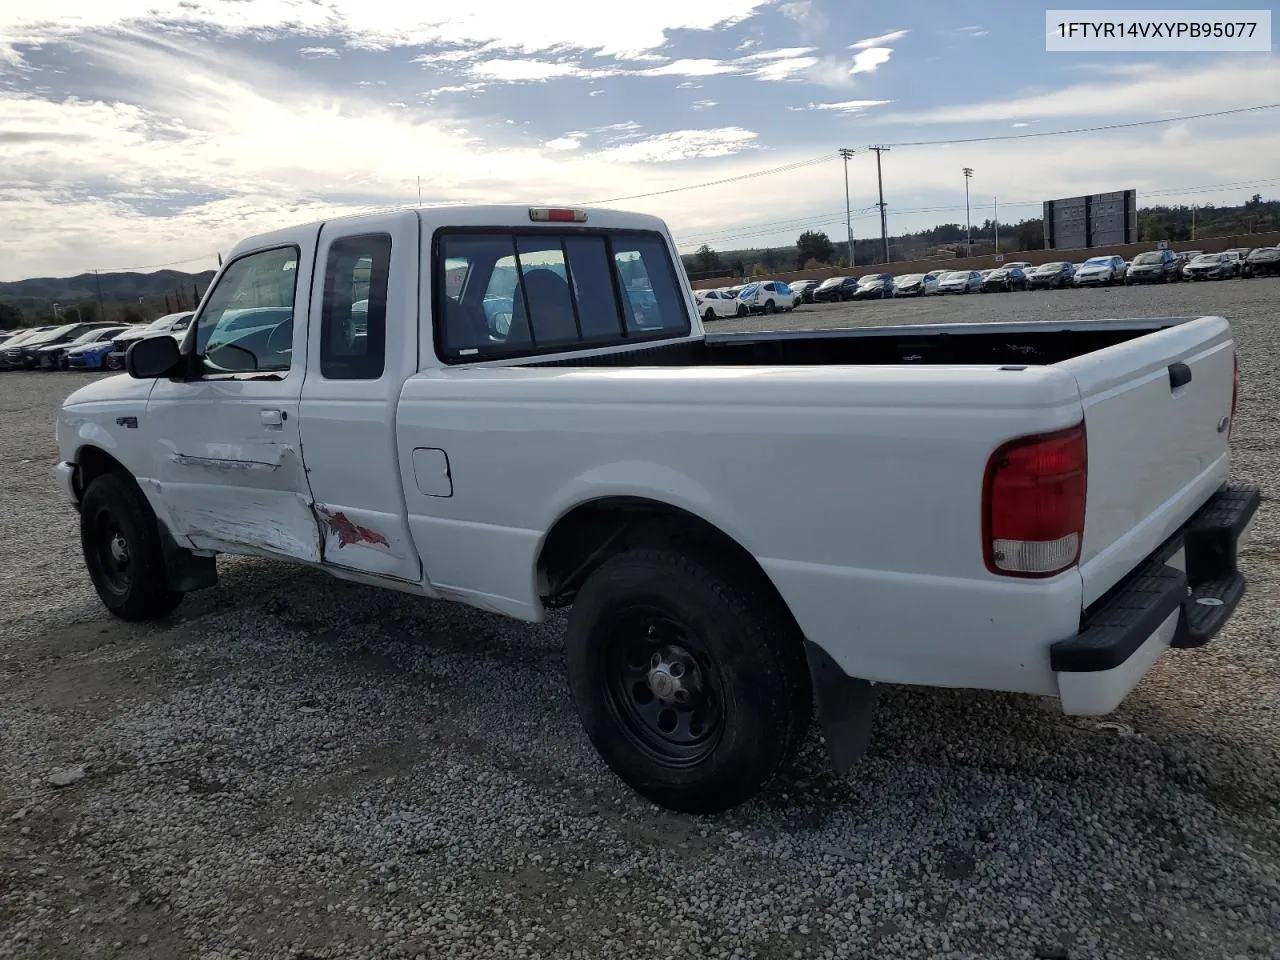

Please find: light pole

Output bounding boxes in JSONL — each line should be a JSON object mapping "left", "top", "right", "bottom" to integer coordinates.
{"left": 870, "top": 146, "right": 890, "bottom": 264}
{"left": 993, "top": 196, "right": 999, "bottom": 253}
{"left": 962, "top": 168, "right": 973, "bottom": 257}
{"left": 839, "top": 148, "right": 855, "bottom": 268}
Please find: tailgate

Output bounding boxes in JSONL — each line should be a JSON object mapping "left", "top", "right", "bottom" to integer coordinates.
{"left": 1057, "top": 316, "right": 1236, "bottom": 607}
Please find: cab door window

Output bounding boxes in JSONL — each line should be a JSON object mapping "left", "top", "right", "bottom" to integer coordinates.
{"left": 195, "top": 246, "right": 299, "bottom": 374}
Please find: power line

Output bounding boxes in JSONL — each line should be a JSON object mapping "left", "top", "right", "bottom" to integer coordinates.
{"left": 578, "top": 154, "right": 833, "bottom": 205}
{"left": 673, "top": 174, "right": 1280, "bottom": 249}
{"left": 875, "top": 103, "right": 1280, "bottom": 148}
{"left": 91, "top": 253, "right": 218, "bottom": 273}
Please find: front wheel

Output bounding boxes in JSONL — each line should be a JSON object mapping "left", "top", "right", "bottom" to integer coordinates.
{"left": 80, "top": 473, "right": 184, "bottom": 621}
{"left": 763, "top": 300, "right": 776, "bottom": 314}
{"left": 703, "top": 308, "right": 716, "bottom": 323}
{"left": 566, "top": 546, "right": 811, "bottom": 814}
{"left": 737, "top": 304, "right": 747, "bottom": 317}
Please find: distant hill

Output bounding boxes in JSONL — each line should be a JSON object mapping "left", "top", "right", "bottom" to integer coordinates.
{"left": 0, "top": 269, "right": 216, "bottom": 328}
{"left": 0, "top": 269, "right": 216, "bottom": 303}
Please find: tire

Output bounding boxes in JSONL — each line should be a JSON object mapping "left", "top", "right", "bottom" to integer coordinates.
{"left": 764, "top": 300, "right": 775, "bottom": 315}
{"left": 703, "top": 308, "right": 716, "bottom": 323}
{"left": 80, "top": 473, "right": 184, "bottom": 622}
{"left": 566, "top": 546, "right": 811, "bottom": 814}
{"left": 737, "top": 304, "right": 747, "bottom": 317}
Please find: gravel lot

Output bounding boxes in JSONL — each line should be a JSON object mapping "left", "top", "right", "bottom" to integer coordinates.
{"left": 2, "top": 279, "right": 1278, "bottom": 960}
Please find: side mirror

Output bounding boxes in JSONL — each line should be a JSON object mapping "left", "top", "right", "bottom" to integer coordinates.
{"left": 126, "top": 334, "right": 182, "bottom": 379}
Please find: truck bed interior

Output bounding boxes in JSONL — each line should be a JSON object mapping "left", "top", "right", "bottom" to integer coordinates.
{"left": 525, "top": 318, "right": 1189, "bottom": 369}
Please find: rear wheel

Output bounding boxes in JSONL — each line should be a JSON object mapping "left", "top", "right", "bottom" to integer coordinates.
{"left": 764, "top": 300, "right": 776, "bottom": 314}
{"left": 737, "top": 304, "right": 747, "bottom": 317}
{"left": 567, "top": 546, "right": 811, "bottom": 814}
{"left": 703, "top": 308, "right": 716, "bottom": 322}
{"left": 80, "top": 473, "right": 183, "bottom": 621}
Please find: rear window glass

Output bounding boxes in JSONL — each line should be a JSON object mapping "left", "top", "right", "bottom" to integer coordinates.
{"left": 436, "top": 230, "right": 690, "bottom": 361}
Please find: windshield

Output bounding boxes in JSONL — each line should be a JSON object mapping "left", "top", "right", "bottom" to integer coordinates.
{"left": 1192, "top": 254, "right": 1220, "bottom": 263}
{"left": 737, "top": 284, "right": 759, "bottom": 297}
{"left": 1133, "top": 253, "right": 1163, "bottom": 265}
{"left": 23, "top": 323, "right": 78, "bottom": 345}
{"left": 942, "top": 272, "right": 966, "bottom": 280}
{"left": 68, "top": 327, "right": 113, "bottom": 345}
{"left": 1039, "top": 262, "right": 1066, "bottom": 271}
{"left": 897, "top": 274, "right": 923, "bottom": 283}
{"left": 817, "top": 277, "right": 842, "bottom": 288}
{"left": 1083, "top": 257, "right": 1113, "bottom": 267}
{"left": 858, "top": 275, "right": 884, "bottom": 286}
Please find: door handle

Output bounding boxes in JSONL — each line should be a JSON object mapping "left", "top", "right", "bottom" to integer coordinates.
{"left": 1168, "top": 362, "right": 1192, "bottom": 390}
{"left": 261, "top": 408, "right": 284, "bottom": 428}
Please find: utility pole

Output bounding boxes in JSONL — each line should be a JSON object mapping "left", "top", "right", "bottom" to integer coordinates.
{"left": 839, "top": 148, "right": 856, "bottom": 268}
{"left": 963, "top": 168, "right": 974, "bottom": 257}
{"left": 417, "top": 176, "right": 423, "bottom": 207}
{"left": 870, "top": 145, "right": 890, "bottom": 264}
{"left": 993, "top": 197, "right": 1000, "bottom": 253}
{"left": 1191, "top": 205, "right": 1197, "bottom": 241}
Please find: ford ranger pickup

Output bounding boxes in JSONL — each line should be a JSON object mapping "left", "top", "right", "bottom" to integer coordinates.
{"left": 55, "top": 205, "right": 1259, "bottom": 813}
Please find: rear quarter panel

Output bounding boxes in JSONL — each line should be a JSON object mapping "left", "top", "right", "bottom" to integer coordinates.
{"left": 395, "top": 364, "right": 1089, "bottom": 693}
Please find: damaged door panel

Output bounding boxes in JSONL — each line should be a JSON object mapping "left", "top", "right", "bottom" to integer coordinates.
{"left": 144, "top": 234, "right": 324, "bottom": 563}
{"left": 297, "top": 214, "right": 424, "bottom": 584}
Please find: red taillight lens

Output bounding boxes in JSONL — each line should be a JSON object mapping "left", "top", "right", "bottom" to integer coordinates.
{"left": 983, "top": 424, "right": 1087, "bottom": 578}
{"left": 1229, "top": 351, "right": 1239, "bottom": 439}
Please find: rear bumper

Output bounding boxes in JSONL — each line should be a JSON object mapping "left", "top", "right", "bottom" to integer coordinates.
{"left": 1052, "top": 483, "right": 1260, "bottom": 714}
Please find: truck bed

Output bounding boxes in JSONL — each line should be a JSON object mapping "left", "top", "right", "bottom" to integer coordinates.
{"left": 524, "top": 317, "right": 1185, "bottom": 368}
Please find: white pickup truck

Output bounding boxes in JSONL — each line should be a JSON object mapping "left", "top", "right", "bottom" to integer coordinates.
{"left": 55, "top": 205, "right": 1259, "bottom": 813}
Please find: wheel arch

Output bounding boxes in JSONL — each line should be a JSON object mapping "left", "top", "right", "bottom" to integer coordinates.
{"left": 536, "top": 495, "right": 793, "bottom": 624}
{"left": 72, "top": 444, "right": 130, "bottom": 502}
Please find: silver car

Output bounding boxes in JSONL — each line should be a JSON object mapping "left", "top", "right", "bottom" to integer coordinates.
{"left": 937, "top": 270, "right": 983, "bottom": 294}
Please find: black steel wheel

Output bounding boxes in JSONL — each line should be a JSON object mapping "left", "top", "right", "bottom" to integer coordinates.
{"left": 80, "top": 473, "right": 184, "bottom": 621}
{"left": 567, "top": 546, "right": 811, "bottom": 813}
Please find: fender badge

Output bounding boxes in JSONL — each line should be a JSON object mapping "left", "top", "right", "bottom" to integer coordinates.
{"left": 115, "top": 416, "right": 138, "bottom": 429}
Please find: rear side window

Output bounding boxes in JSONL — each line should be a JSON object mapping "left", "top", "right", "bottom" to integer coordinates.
{"left": 320, "top": 234, "right": 390, "bottom": 380}
{"left": 436, "top": 230, "right": 690, "bottom": 362}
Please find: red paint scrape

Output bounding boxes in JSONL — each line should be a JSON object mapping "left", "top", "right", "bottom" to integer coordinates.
{"left": 318, "top": 509, "right": 391, "bottom": 549}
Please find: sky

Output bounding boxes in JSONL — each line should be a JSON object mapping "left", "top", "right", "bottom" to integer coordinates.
{"left": 0, "top": 1, "right": 1276, "bottom": 280}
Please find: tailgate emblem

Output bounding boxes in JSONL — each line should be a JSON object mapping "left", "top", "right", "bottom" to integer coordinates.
{"left": 1216, "top": 416, "right": 1229, "bottom": 434}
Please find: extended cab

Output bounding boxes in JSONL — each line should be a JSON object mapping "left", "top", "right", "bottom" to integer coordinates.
{"left": 56, "top": 205, "right": 1258, "bottom": 813}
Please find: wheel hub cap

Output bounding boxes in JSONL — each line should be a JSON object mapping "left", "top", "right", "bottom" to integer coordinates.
{"left": 109, "top": 533, "right": 130, "bottom": 565}
{"left": 646, "top": 646, "right": 701, "bottom": 704}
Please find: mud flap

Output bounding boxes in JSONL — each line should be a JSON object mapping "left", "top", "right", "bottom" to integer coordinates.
{"left": 804, "top": 640, "right": 879, "bottom": 775}
{"left": 157, "top": 523, "right": 218, "bottom": 593}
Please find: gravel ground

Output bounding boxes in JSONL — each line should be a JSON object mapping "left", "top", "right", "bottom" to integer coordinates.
{"left": 2, "top": 278, "right": 1279, "bottom": 960}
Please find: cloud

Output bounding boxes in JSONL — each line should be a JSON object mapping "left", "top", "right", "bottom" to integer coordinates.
{"left": 850, "top": 47, "right": 893, "bottom": 74}
{"left": 0, "top": 0, "right": 776, "bottom": 59}
{"left": 850, "top": 30, "right": 908, "bottom": 49}
{"left": 298, "top": 46, "right": 339, "bottom": 58}
{"left": 957, "top": 25, "right": 989, "bottom": 38}
{"left": 592, "top": 127, "right": 758, "bottom": 163}
{"left": 545, "top": 135, "right": 584, "bottom": 151}
{"left": 639, "top": 58, "right": 740, "bottom": 77}
{"left": 691, "top": 99, "right": 718, "bottom": 110}
{"left": 750, "top": 56, "right": 819, "bottom": 82}
{"left": 884, "top": 55, "right": 1280, "bottom": 124}
{"left": 803, "top": 99, "right": 894, "bottom": 113}
{"left": 777, "top": 0, "right": 827, "bottom": 40}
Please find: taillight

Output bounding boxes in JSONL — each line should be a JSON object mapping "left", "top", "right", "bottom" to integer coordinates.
{"left": 1229, "top": 351, "right": 1239, "bottom": 439}
{"left": 982, "top": 423, "right": 1087, "bottom": 578}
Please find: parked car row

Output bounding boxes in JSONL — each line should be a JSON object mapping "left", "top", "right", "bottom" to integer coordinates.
{"left": 695, "top": 246, "right": 1280, "bottom": 313}
{"left": 0, "top": 312, "right": 193, "bottom": 372}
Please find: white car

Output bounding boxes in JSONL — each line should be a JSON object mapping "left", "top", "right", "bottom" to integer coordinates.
{"left": 59, "top": 202, "right": 1256, "bottom": 815}
{"left": 736, "top": 280, "right": 796, "bottom": 314}
{"left": 892, "top": 273, "right": 941, "bottom": 297}
{"left": 1003, "top": 261, "right": 1033, "bottom": 271}
{"left": 693, "top": 288, "right": 744, "bottom": 321}
{"left": 938, "top": 270, "right": 983, "bottom": 294}
{"left": 1073, "top": 255, "right": 1128, "bottom": 287}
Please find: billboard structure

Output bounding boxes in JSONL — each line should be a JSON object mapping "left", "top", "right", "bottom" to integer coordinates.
{"left": 1042, "top": 190, "right": 1137, "bottom": 250}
